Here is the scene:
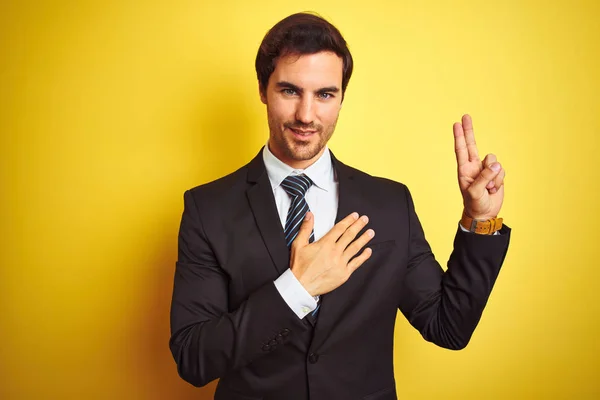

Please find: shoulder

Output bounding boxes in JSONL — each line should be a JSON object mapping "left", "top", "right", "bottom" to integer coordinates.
{"left": 338, "top": 160, "right": 410, "bottom": 197}
{"left": 184, "top": 163, "right": 250, "bottom": 207}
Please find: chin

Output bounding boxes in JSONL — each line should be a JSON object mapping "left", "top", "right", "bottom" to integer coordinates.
{"left": 288, "top": 144, "right": 322, "bottom": 161}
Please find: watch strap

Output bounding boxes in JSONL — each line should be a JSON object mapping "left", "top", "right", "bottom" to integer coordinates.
{"left": 461, "top": 212, "right": 503, "bottom": 235}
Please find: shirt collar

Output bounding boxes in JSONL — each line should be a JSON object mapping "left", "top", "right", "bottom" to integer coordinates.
{"left": 262, "top": 141, "right": 334, "bottom": 192}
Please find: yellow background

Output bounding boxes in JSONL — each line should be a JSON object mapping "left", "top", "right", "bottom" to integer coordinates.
{"left": 1, "top": 0, "right": 598, "bottom": 398}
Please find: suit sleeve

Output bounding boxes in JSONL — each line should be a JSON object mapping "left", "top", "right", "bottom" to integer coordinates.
{"left": 169, "top": 190, "right": 307, "bottom": 387}
{"left": 397, "top": 185, "right": 511, "bottom": 350}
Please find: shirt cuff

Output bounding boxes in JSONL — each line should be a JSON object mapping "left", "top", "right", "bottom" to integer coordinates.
{"left": 459, "top": 223, "right": 501, "bottom": 235}
{"left": 274, "top": 269, "right": 318, "bottom": 319}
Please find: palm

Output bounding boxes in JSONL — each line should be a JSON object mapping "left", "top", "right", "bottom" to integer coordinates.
{"left": 453, "top": 115, "right": 505, "bottom": 220}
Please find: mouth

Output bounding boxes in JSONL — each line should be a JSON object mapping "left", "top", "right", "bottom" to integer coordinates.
{"left": 288, "top": 127, "right": 317, "bottom": 140}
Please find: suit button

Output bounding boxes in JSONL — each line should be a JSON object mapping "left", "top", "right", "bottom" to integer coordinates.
{"left": 308, "top": 353, "right": 319, "bottom": 364}
{"left": 262, "top": 344, "right": 270, "bottom": 352}
{"left": 269, "top": 339, "right": 277, "bottom": 346}
{"left": 281, "top": 329, "right": 290, "bottom": 337}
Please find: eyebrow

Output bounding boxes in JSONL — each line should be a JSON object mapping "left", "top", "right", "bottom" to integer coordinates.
{"left": 275, "top": 81, "right": 340, "bottom": 94}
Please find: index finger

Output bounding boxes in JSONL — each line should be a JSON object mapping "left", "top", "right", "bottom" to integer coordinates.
{"left": 453, "top": 122, "right": 469, "bottom": 166}
{"left": 322, "top": 212, "right": 359, "bottom": 242}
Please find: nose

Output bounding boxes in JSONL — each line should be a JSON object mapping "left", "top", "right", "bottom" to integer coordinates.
{"left": 295, "top": 96, "right": 315, "bottom": 124}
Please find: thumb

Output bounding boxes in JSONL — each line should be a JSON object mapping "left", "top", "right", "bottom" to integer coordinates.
{"left": 293, "top": 211, "right": 314, "bottom": 247}
{"left": 469, "top": 162, "right": 502, "bottom": 198}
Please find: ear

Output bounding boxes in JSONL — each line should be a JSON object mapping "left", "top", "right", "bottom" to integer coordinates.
{"left": 259, "top": 83, "right": 267, "bottom": 104}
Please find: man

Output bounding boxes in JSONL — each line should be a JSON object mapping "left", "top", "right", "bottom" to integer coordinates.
{"left": 169, "top": 12, "right": 510, "bottom": 400}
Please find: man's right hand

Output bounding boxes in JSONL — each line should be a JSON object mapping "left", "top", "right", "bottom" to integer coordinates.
{"left": 290, "top": 212, "right": 375, "bottom": 297}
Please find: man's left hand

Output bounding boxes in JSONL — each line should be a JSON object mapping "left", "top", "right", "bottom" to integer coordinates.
{"left": 453, "top": 114, "right": 505, "bottom": 220}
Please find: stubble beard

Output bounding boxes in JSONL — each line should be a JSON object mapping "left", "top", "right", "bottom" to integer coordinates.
{"left": 268, "top": 115, "right": 338, "bottom": 163}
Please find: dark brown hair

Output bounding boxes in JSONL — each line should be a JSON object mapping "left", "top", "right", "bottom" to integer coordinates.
{"left": 255, "top": 12, "right": 353, "bottom": 99}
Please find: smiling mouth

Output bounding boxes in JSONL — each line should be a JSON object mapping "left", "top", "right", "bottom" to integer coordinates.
{"left": 289, "top": 128, "right": 316, "bottom": 136}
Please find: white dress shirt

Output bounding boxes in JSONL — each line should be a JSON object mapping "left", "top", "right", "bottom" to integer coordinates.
{"left": 264, "top": 143, "right": 338, "bottom": 319}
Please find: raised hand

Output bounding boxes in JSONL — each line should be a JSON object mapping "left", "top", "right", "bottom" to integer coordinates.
{"left": 289, "top": 212, "right": 374, "bottom": 296}
{"left": 453, "top": 114, "right": 505, "bottom": 220}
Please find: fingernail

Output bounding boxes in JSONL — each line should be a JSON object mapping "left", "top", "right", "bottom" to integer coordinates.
{"left": 361, "top": 215, "right": 369, "bottom": 223}
{"left": 305, "top": 212, "right": 312, "bottom": 221}
{"left": 367, "top": 229, "right": 375, "bottom": 237}
{"left": 352, "top": 212, "right": 359, "bottom": 219}
{"left": 491, "top": 163, "right": 501, "bottom": 172}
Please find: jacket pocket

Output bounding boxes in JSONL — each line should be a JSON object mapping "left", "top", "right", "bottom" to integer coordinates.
{"left": 362, "top": 385, "right": 397, "bottom": 400}
{"left": 368, "top": 240, "right": 396, "bottom": 251}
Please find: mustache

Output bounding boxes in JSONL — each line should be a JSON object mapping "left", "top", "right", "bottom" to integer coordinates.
{"left": 284, "top": 122, "right": 322, "bottom": 131}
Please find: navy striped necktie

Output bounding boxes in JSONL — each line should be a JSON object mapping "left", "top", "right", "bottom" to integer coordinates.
{"left": 281, "top": 174, "right": 320, "bottom": 320}
{"left": 281, "top": 174, "right": 315, "bottom": 247}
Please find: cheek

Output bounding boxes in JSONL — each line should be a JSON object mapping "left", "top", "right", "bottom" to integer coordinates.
{"left": 318, "top": 105, "right": 341, "bottom": 126}
{"left": 269, "top": 101, "right": 295, "bottom": 125}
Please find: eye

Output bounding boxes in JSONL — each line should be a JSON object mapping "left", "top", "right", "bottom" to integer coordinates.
{"left": 282, "top": 88, "right": 297, "bottom": 96}
{"left": 318, "top": 92, "right": 333, "bottom": 99}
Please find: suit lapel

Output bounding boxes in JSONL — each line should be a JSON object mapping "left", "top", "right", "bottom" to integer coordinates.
{"left": 330, "top": 152, "right": 362, "bottom": 225}
{"left": 246, "top": 148, "right": 290, "bottom": 276}
{"left": 312, "top": 152, "right": 367, "bottom": 349}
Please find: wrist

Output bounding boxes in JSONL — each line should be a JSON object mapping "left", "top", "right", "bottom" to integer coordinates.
{"left": 291, "top": 267, "right": 316, "bottom": 297}
{"left": 462, "top": 209, "right": 496, "bottom": 220}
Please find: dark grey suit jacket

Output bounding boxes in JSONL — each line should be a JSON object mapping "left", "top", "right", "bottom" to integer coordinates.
{"left": 169, "top": 148, "right": 511, "bottom": 400}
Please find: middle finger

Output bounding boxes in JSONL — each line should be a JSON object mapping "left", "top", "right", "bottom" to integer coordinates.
{"left": 342, "top": 229, "right": 375, "bottom": 263}
{"left": 336, "top": 215, "right": 369, "bottom": 250}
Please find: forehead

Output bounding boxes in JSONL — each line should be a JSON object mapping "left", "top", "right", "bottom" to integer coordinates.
{"left": 270, "top": 51, "right": 343, "bottom": 89}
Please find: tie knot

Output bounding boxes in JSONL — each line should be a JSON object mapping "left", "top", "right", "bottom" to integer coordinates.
{"left": 281, "top": 174, "right": 313, "bottom": 198}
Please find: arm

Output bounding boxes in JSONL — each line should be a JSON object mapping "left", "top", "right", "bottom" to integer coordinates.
{"left": 169, "top": 190, "right": 307, "bottom": 387}
{"left": 398, "top": 185, "right": 511, "bottom": 350}
{"left": 398, "top": 114, "right": 510, "bottom": 349}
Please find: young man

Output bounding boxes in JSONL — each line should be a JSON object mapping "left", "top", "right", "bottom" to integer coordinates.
{"left": 170, "top": 12, "right": 510, "bottom": 400}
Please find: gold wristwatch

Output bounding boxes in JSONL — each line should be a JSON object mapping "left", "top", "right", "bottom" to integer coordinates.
{"left": 461, "top": 212, "right": 503, "bottom": 235}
